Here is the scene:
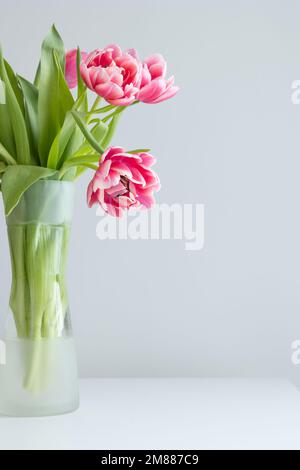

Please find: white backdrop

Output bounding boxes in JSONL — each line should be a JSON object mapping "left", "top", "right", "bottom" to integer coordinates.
{"left": 0, "top": 0, "right": 299, "bottom": 378}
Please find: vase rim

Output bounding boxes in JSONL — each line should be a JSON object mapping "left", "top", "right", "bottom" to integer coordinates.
{"left": 6, "top": 178, "right": 75, "bottom": 226}
{"left": 35, "top": 178, "right": 75, "bottom": 187}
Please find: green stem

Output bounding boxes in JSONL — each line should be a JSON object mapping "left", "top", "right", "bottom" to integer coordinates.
{"left": 23, "top": 340, "right": 42, "bottom": 391}
{"left": 102, "top": 106, "right": 126, "bottom": 123}
{"left": 87, "top": 104, "right": 116, "bottom": 115}
{"left": 8, "top": 222, "right": 71, "bottom": 392}
{"left": 101, "top": 100, "right": 139, "bottom": 123}
{"left": 7, "top": 226, "right": 29, "bottom": 337}
{"left": 101, "top": 113, "right": 122, "bottom": 149}
{"left": 91, "top": 96, "right": 102, "bottom": 111}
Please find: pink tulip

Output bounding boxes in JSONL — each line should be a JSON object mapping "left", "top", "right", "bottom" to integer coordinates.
{"left": 80, "top": 45, "right": 142, "bottom": 106}
{"left": 65, "top": 49, "right": 88, "bottom": 89}
{"left": 87, "top": 147, "right": 160, "bottom": 217}
{"left": 137, "top": 53, "right": 179, "bottom": 104}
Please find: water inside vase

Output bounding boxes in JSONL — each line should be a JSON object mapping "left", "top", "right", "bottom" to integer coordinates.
{"left": 0, "top": 337, "right": 79, "bottom": 417}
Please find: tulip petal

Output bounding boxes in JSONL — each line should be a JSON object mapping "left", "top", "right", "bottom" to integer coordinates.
{"left": 138, "top": 78, "right": 166, "bottom": 103}
{"left": 150, "top": 86, "right": 179, "bottom": 104}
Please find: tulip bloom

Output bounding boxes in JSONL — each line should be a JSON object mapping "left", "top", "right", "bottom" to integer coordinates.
{"left": 137, "top": 54, "right": 179, "bottom": 104}
{"left": 80, "top": 45, "right": 141, "bottom": 106}
{"left": 65, "top": 49, "right": 87, "bottom": 89}
{"left": 87, "top": 147, "right": 160, "bottom": 217}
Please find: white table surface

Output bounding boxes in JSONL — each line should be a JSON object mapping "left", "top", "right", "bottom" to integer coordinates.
{"left": 0, "top": 378, "right": 300, "bottom": 450}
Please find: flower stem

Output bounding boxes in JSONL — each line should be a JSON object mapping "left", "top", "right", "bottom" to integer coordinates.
{"left": 8, "top": 222, "right": 71, "bottom": 392}
{"left": 102, "top": 106, "right": 125, "bottom": 123}
{"left": 88, "top": 104, "right": 116, "bottom": 115}
{"left": 89, "top": 96, "right": 102, "bottom": 113}
{"left": 101, "top": 113, "right": 122, "bottom": 149}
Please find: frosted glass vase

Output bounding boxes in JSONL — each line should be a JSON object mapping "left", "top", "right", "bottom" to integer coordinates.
{"left": 0, "top": 180, "right": 79, "bottom": 416}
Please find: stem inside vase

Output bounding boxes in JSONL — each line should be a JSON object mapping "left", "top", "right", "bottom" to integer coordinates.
{"left": 5, "top": 180, "right": 74, "bottom": 394}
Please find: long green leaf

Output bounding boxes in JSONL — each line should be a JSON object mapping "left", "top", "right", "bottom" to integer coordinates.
{"left": 58, "top": 125, "right": 83, "bottom": 169}
{"left": 59, "top": 154, "right": 98, "bottom": 179}
{"left": 38, "top": 25, "right": 74, "bottom": 166}
{"left": 47, "top": 112, "right": 74, "bottom": 169}
{"left": 63, "top": 153, "right": 99, "bottom": 167}
{"left": 90, "top": 120, "right": 108, "bottom": 142}
{"left": 0, "top": 79, "right": 16, "bottom": 158}
{"left": 75, "top": 162, "right": 97, "bottom": 170}
{"left": 127, "top": 148, "right": 151, "bottom": 154}
{"left": 53, "top": 49, "right": 74, "bottom": 121}
{"left": 76, "top": 47, "right": 86, "bottom": 100}
{"left": 34, "top": 61, "right": 41, "bottom": 87}
{"left": 74, "top": 166, "right": 87, "bottom": 180}
{"left": 4, "top": 60, "right": 24, "bottom": 114}
{"left": 1, "top": 165, "right": 58, "bottom": 215}
{"left": 0, "top": 141, "right": 17, "bottom": 165}
{"left": 71, "top": 110, "right": 104, "bottom": 154}
{"left": 47, "top": 91, "right": 88, "bottom": 169}
{"left": 17, "top": 75, "right": 39, "bottom": 163}
{"left": 59, "top": 167, "right": 77, "bottom": 181}
{"left": 0, "top": 47, "right": 31, "bottom": 164}
{"left": 59, "top": 90, "right": 90, "bottom": 164}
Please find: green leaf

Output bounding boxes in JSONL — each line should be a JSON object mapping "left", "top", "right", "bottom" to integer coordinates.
{"left": 0, "top": 141, "right": 17, "bottom": 165}
{"left": 17, "top": 75, "right": 39, "bottom": 163}
{"left": 76, "top": 162, "right": 97, "bottom": 170}
{"left": 58, "top": 92, "right": 89, "bottom": 167}
{"left": 76, "top": 47, "right": 86, "bottom": 100}
{"left": 4, "top": 60, "right": 24, "bottom": 114}
{"left": 34, "top": 61, "right": 41, "bottom": 87}
{"left": 71, "top": 110, "right": 105, "bottom": 154}
{"left": 45, "top": 24, "right": 65, "bottom": 71}
{"left": 0, "top": 47, "right": 31, "bottom": 165}
{"left": 47, "top": 91, "right": 88, "bottom": 169}
{"left": 0, "top": 80, "right": 16, "bottom": 158}
{"left": 0, "top": 161, "right": 6, "bottom": 173}
{"left": 38, "top": 25, "right": 74, "bottom": 166}
{"left": 47, "top": 112, "right": 74, "bottom": 169}
{"left": 95, "top": 119, "right": 107, "bottom": 135}
{"left": 74, "top": 166, "right": 87, "bottom": 180}
{"left": 127, "top": 148, "right": 151, "bottom": 154}
{"left": 90, "top": 120, "right": 108, "bottom": 143}
{"left": 60, "top": 167, "right": 77, "bottom": 181}
{"left": 1, "top": 165, "right": 58, "bottom": 216}
{"left": 59, "top": 155, "right": 98, "bottom": 178}
{"left": 64, "top": 153, "right": 99, "bottom": 167}
{"left": 58, "top": 125, "right": 83, "bottom": 168}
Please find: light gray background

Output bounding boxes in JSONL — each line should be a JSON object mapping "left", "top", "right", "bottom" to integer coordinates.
{"left": 0, "top": 0, "right": 299, "bottom": 378}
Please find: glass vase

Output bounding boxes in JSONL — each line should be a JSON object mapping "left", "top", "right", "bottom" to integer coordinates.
{"left": 0, "top": 180, "right": 79, "bottom": 416}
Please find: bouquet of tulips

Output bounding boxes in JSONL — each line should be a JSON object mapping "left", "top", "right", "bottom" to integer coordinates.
{"left": 0, "top": 25, "right": 178, "bottom": 393}
{"left": 0, "top": 25, "right": 178, "bottom": 216}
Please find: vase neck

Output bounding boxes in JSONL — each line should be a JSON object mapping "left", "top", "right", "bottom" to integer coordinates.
{"left": 6, "top": 180, "right": 75, "bottom": 226}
